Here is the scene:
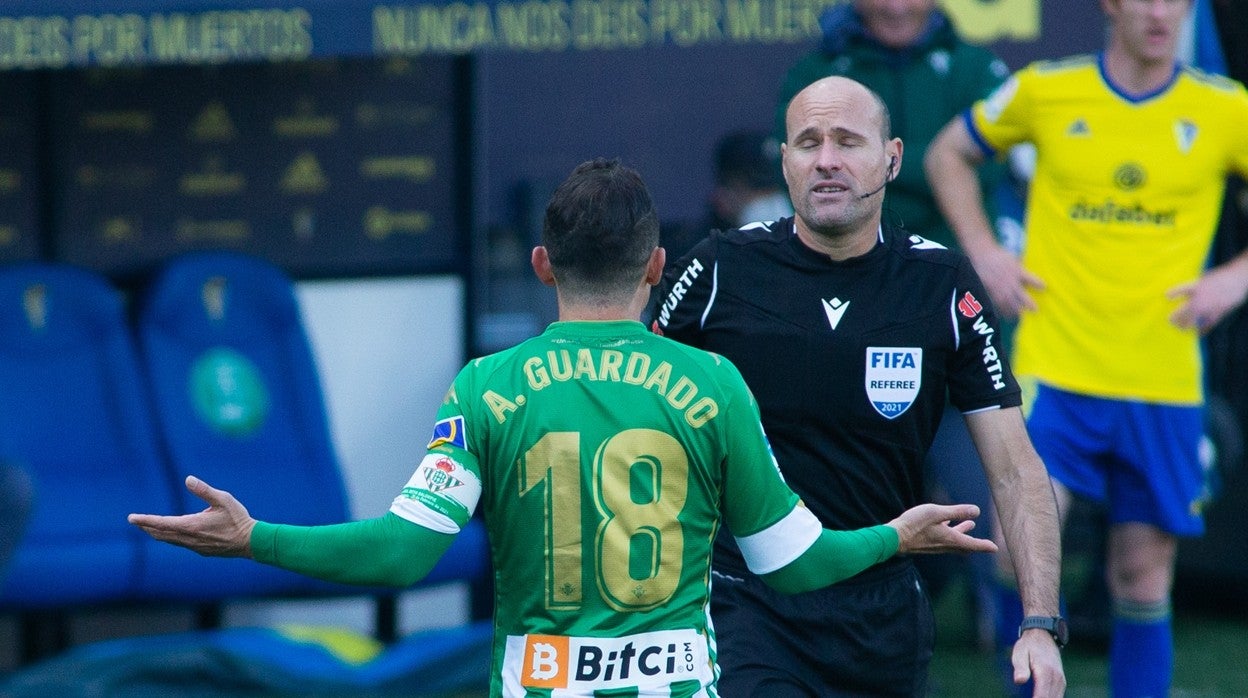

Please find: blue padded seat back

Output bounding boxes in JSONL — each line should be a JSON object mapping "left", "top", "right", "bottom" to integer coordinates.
{"left": 136, "top": 252, "right": 349, "bottom": 525}
{"left": 134, "top": 252, "right": 355, "bottom": 599}
{"left": 0, "top": 263, "right": 173, "bottom": 608}
{"left": 134, "top": 251, "right": 490, "bottom": 601}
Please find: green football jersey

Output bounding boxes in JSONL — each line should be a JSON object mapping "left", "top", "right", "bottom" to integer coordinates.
{"left": 389, "top": 320, "right": 820, "bottom": 697}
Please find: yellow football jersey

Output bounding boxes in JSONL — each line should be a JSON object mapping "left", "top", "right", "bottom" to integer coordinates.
{"left": 968, "top": 54, "right": 1248, "bottom": 404}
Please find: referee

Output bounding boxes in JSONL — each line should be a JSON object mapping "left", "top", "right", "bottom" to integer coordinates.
{"left": 653, "top": 76, "right": 1065, "bottom": 696}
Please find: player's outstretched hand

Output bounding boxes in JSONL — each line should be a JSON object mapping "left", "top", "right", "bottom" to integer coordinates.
{"left": 128, "top": 475, "right": 256, "bottom": 558}
{"left": 887, "top": 503, "right": 998, "bottom": 555}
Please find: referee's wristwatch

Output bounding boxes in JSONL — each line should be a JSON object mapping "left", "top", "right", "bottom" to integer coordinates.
{"left": 1019, "top": 616, "right": 1069, "bottom": 649}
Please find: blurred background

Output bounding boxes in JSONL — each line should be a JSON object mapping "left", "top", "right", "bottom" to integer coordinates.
{"left": 0, "top": 0, "right": 1244, "bottom": 694}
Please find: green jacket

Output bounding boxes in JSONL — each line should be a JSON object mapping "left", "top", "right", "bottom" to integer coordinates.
{"left": 777, "top": 5, "right": 1011, "bottom": 249}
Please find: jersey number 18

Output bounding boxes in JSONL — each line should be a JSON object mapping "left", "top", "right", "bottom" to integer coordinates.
{"left": 520, "top": 429, "right": 689, "bottom": 612}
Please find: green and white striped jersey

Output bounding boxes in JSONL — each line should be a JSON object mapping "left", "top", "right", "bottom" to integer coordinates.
{"left": 390, "top": 320, "right": 820, "bottom": 697}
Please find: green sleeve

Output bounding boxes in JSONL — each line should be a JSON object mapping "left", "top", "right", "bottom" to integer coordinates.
{"left": 761, "top": 525, "right": 899, "bottom": 594}
{"left": 250, "top": 512, "right": 456, "bottom": 587}
{"left": 718, "top": 365, "right": 803, "bottom": 540}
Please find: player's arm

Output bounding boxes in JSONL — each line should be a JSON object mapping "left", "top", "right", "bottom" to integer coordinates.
{"left": 1169, "top": 86, "right": 1248, "bottom": 333}
{"left": 927, "top": 115, "right": 1037, "bottom": 318}
{"left": 129, "top": 475, "right": 456, "bottom": 587}
{"left": 130, "top": 369, "right": 482, "bottom": 588}
{"left": 251, "top": 514, "right": 454, "bottom": 586}
{"left": 759, "top": 502, "right": 994, "bottom": 595}
{"left": 927, "top": 73, "right": 1044, "bottom": 319}
{"left": 926, "top": 113, "right": 994, "bottom": 259}
{"left": 716, "top": 363, "right": 993, "bottom": 595}
{"left": 1168, "top": 246, "right": 1248, "bottom": 334}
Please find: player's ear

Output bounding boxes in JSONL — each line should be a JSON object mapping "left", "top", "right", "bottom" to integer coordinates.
{"left": 644, "top": 247, "right": 666, "bottom": 286}
{"left": 531, "top": 246, "right": 557, "bottom": 287}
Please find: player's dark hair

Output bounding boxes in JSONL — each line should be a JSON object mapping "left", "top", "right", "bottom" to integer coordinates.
{"left": 543, "top": 158, "right": 660, "bottom": 297}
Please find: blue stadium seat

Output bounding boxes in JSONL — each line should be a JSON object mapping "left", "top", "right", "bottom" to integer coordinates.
{"left": 0, "top": 461, "right": 33, "bottom": 588}
{"left": 131, "top": 251, "right": 356, "bottom": 600}
{"left": 0, "top": 263, "right": 174, "bottom": 609}
{"left": 132, "top": 251, "right": 490, "bottom": 602}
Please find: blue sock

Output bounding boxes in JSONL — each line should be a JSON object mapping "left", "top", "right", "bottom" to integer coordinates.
{"left": 994, "top": 576, "right": 1070, "bottom": 696}
{"left": 993, "top": 576, "right": 1028, "bottom": 696}
{"left": 1110, "top": 598, "right": 1172, "bottom": 698}
{"left": 994, "top": 578, "right": 1025, "bottom": 649}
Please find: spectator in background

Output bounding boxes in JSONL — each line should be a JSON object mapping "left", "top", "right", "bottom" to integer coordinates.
{"left": 926, "top": 0, "right": 1248, "bottom": 694}
{"left": 659, "top": 129, "right": 793, "bottom": 262}
{"left": 709, "top": 129, "right": 792, "bottom": 230}
{"left": 774, "top": 0, "right": 1015, "bottom": 648}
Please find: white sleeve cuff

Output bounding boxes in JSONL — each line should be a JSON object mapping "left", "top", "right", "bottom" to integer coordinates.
{"left": 735, "top": 505, "right": 822, "bottom": 575}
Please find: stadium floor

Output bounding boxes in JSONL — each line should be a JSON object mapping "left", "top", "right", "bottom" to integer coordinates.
{"left": 928, "top": 577, "right": 1248, "bottom": 697}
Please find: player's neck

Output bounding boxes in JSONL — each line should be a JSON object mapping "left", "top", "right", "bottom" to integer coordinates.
{"left": 556, "top": 285, "right": 650, "bottom": 323}
{"left": 557, "top": 306, "right": 639, "bottom": 322}
{"left": 1103, "top": 46, "right": 1176, "bottom": 96}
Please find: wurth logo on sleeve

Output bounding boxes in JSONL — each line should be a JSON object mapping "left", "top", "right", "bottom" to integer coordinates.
{"left": 957, "top": 292, "right": 983, "bottom": 318}
{"left": 655, "top": 258, "right": 705, "bottom": 329}
{"left": 971, "top": 315, "right": 1007, "bottom": 390}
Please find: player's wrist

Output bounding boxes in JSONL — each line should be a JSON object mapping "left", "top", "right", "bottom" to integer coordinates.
{"left": 249, "top": 520, "right": 276, "bottom": 562}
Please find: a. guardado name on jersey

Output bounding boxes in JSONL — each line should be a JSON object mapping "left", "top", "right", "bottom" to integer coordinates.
{"left": 502, "top": 628, "right": 710, "bottom": 695}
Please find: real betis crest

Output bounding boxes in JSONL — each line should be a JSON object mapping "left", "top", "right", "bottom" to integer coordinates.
{"left": 422, "top": 457, "right": 464, "bottom": 492}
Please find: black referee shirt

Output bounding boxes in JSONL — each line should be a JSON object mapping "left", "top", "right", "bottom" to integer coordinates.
{"left": 652, "top": 219, "right": 1021, "bottom": 574}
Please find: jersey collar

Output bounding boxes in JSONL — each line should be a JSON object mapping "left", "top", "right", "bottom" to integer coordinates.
{"left": 1097, "top": 52, "right": 1180, "bottom": 104}
{"left": 785, "top": 219, "right": 889, "bottom": 268}
{"left": 545, "top": 319, "right": 648, "bottom": 338}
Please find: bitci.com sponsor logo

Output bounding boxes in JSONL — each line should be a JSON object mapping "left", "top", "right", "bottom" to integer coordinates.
{"left": 514, "top": 629, "right": 706, "bottom": 691}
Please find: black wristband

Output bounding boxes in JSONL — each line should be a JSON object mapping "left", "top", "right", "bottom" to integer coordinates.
{"left": 1019, "top": 615, "right": 1069, "bottom": 649}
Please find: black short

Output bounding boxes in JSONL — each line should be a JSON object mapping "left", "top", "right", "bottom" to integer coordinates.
{"left": 711, "top": 559, "right": 934, "bottom": 697}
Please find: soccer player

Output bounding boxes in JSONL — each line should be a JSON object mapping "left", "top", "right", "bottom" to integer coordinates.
{"left": 130, "top": 158, "right": 998, "bottom": 697}
{"left": 653, "top": 76, "right": 1065, "bottom": 697}
{"left": 925, "top": 0, "right": 1248, "bottom": 695}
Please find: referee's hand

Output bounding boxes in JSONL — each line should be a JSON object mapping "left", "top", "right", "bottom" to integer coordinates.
{"left": 886, "top": 503, "right": 997, "bottom": 555}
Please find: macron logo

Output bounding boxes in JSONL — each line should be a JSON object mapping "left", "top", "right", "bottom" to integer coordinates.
{"left": 822, "top": 297, "right": 850, "bottom": 330}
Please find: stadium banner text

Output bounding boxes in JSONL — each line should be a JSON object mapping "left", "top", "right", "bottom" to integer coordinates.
{"left": 0, "top": 0, "right": 1040, "bottom": 68}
